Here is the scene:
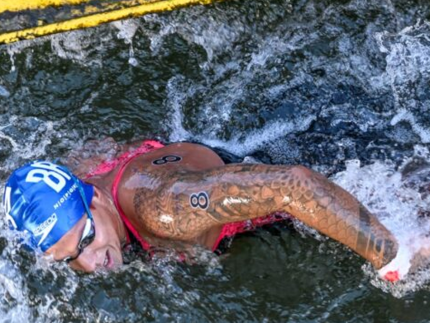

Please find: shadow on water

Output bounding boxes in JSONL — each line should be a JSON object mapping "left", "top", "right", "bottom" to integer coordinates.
{"left": 1, "top": 0, "right": 430, "bottom": 321}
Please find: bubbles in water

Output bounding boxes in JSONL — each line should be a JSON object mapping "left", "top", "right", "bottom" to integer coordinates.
{"left": 165, "top": 69, "right": 316, "bottom": 156}
{"left": 51, "top": 31, "right": 92, "bottom": 62}
{"left": 375, "top": 21, "right": 430, "bottom": 88}
{"left": 0, "top": 196, "right": 45, "bottom": 321}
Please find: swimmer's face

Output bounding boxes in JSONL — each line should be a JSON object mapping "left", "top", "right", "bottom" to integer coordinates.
{"left": 46, "top": 187, "right": 125, "bottom": 272}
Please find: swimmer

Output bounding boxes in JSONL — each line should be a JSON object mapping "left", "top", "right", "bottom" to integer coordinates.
{"left": 2, "top": 140, "right": 428, "bottom": 281}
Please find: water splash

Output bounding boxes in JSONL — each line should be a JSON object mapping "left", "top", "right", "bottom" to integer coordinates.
{"left": 5, "top": 39, "right": 35, "bottom": 72}
{"left": 1, "top": 0, "right": 430, "bottom": 320}
{"left": 375, "top": 21, "right": 430, "bottom": 142}
{"left": 332, "top": 147, "right": 430, "bottom": 296}
{"left": 0, "top": 271, "right": 32, "bottom": 321}
{"left": 391, "top": 108, "right": 430, "bottom": 143}
{"left": 197, "top": 115, "right": 316, "bottom": 156}
{"left": 112, "top": 19, "right": 140, "bottom": 66}
{"left": 166, "top": 73, "right": 316, "bottom": 154}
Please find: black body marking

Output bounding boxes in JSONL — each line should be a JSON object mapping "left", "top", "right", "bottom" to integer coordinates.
{"left": 190, "top": 192, "right": 209, "bottom": 209}
{"left": 152, "top": 155, "right": 182, "bottom": 165}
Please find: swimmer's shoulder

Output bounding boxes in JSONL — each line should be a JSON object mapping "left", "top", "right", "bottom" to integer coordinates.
{"left": 128, "top": 142, "right": 225, "bottom": 173}
{"left": 117, "top": 142, "right": 225, "bottom": 235}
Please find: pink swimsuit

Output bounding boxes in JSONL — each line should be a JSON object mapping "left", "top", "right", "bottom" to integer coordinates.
{"left": 85, "top": 140, "right": 291, "bottom": 252}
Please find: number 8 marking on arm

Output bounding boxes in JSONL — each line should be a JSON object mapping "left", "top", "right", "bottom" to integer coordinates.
{"left": 152, "top": 155, "right": 182, "bottom": 166}
{"left": 190, "top": 192, "right": 209, "bottom": 209}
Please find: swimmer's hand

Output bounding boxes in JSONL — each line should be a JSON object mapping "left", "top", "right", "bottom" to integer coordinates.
{"left": 378, "top": 244, "right": 412, "bottom": 282}
{"left": 378, "top": 236, "right": 430, "bottom": 282}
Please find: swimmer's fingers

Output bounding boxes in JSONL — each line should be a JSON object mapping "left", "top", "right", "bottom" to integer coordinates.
{"left": 377, "top": 238, "right": 430, "bottom": 282}
{"left": 377, "top": 251, "right": 411, "bottom": 282}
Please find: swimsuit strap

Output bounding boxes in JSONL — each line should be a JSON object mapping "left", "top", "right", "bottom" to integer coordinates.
{"left": 110, "top": 140, "right": 164, "bottom": 250}
{"left": 85, "top": 140, "right": 164, "bottom": 178}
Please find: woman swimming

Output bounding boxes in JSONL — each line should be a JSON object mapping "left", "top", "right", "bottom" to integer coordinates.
{"left": 3, "top": 140, "right": 428, "bottom": 282}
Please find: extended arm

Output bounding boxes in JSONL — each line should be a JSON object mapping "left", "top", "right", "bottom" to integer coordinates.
{"left": 138, "top": 164, "right": 398, "bottom": 269}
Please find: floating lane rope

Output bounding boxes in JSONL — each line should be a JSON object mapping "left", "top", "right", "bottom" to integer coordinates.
{"left": 0, "top": 0, "right": 222, "bottom": 44}
{"left": 0, "top": 0, "right": 92, "bottom": 13}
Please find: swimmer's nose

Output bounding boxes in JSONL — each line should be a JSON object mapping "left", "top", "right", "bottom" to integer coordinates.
{"left": 69, "top": 250, "right": 98, "bottom": 273}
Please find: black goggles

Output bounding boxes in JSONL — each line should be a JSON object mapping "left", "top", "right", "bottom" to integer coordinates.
{"left": 63, "top": 179, "right": 96, "bottom": 264}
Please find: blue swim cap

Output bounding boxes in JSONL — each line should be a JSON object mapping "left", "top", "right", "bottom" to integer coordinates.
{"left": 2, "top": 161, "right": 94, "bottom": 252}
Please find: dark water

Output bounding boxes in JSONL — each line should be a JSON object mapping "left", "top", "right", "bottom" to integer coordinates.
{"left": 1, "top": 0, "right": 430, "bottom": 321}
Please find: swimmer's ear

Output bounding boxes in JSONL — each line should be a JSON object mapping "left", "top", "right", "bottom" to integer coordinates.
{"left": 92, "top": 185, "right": 101, "bottom": 198}
{"left": 89, "top": 185, "right": 103, "bottom": 209}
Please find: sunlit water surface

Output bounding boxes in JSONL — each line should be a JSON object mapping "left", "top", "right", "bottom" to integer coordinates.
{"left": 1, "top": 0, "right": 430, "bottom": 321}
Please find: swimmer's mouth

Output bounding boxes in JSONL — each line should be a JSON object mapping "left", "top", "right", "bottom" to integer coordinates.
{"left": 103, "top": 250, "right": 113, "bottom": 269}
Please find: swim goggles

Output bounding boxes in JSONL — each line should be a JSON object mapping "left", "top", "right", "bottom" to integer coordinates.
{"left": 62, "top": 178, "right": 96, "bottom": 264}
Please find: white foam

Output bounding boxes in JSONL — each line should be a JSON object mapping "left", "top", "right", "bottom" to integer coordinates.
{"left": 5, "top": 40, "right": 36, "bottom": 72}
{"left": 0, "top": 127, "right": 19, "bottom": 152}
{"left": 332, "top": 159, "right": 427, "bottom": 240}
{"left": 0, "top": 187, "right": 82, "bottom": 320}
{"left": 0, "top": 205, "right": 34, "bottom": 321}
{"left": 113, "top": 19, "right": 139, "bottom": 44}
{"left": 16, "top": 119, "right": 54, "bottom": 159}
{"left": 166, "top": 77, "right": 192, "bottom": 142}
{"left": 197, "top": 115, "right": 316, "bottom": 156}
{"left": 3, "top": 29, "right": 92, "bottom": 69}
{"left": 0, "top": 269, "right": 32, "bottom": 322}
{"left": 166, "top": 68, "right": 316, "bottom": 154}
{"left": 50, "top": 31, "right": 93, "bottom": 63}
{"left": 142, "top": 6, "right": 250, "bottom": 63}
{"left": 332, "top": 153, "right": 430, "bottom": 293}
{"left": 391, "top": 108, "right": 430, "bottom": 143}
{"left": 112, "top": 19, "right": 140, "bottom": 66}
{"left": 4, "top": 24, "right": 112, "bottom": 70}
{"left": 374, "top": 21, "right": 430, "bottom": 142}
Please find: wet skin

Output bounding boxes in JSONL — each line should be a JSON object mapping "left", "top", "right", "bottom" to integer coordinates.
{"left": 50, "top": 142, "right": 399, "bottom": 272}
{"left": 46, "top": 186, "right": 127, "bottom": 272}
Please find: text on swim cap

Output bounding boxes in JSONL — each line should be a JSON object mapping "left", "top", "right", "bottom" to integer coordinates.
{"left": 53, "top": 183, "right": 78, "bottom": 210}
{"left": 34, "top": 212, "right": 58, "bottom": 247}
{"left": 26, "top": 162, "right": 71, "bottom": 193}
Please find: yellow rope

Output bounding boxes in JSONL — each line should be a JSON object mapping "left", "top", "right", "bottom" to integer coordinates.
{"left": 0, "top": 0, "right": 92, "bottom": 13}
{"left": 0, "top": 0, "right": 219, "bottom": 44}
